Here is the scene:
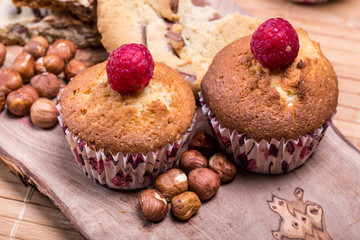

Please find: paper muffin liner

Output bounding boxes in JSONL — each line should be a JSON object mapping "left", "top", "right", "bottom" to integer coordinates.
{"left": 57, "top": 102, "right": 195, "bottom": 190}
{"left": 199, "top": 92, "right": 334, "bottom": 174}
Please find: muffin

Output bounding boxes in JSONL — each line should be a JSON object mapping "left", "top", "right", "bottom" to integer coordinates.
{"left": 200, "top": 27, "right": 338, "bottom": 174}
{"left": 58, "top": 59, "right": 195, "bottom": 189}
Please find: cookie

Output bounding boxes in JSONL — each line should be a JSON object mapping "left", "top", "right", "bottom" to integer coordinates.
{"left": 97, "top": 0, "right": 260, "bottom": 96}
{"left": 11, "top": 0, "right": 96, "bottom": 23}
{"left": 1, "top": 0, "right": 100, "bottom": 48}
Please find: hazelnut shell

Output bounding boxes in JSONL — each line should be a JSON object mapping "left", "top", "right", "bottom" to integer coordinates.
{"left": 179, "top": 150, "right": 208, "bottom": 174}
{"left": 30, "top": 98, "right": 59, "bottom": 128}
{"left": 188, "top": 168, "right": 220, "bottom": 201}
{"left": 47, "top": 39, "right": 76, "bottom": 61}
{"left": 11, "top": 52, "right": 35, "bottom": 82}
{"left": 64, "top": 59, "right": 87, "bottom": 81}
{"left": 0, "top": 69, "right": 23, "bottom": 95}
{"left": 188, "top": 130, "right": 216, "bottom": 158}
{"left": 24, "top": 36, "right": 49, "bottom": 59}
{"left": 139, "top": 189, "right": 168, "bottom": 222}
{"left": 0, "top": 91, "right": 5, "bottom": 112}
{"left": 154, "top": 168, "right": 188, "bottom": 201}
{"left": 209, "top": 153, "right": 237, "bottom": 182}
{"left": 6, "top": 85, "right": 39, "bottom": 116}
{"left": 171, "top": 191, "right": 201, "bottom": 221}
{"left": 30, "top": 73, "right": 60, "bottom": 98}
{"left": 0, "top": 43, "right": 6, "bottom": 66}
{"left": 35, "top": 54, "right": 65, "bottom": 75}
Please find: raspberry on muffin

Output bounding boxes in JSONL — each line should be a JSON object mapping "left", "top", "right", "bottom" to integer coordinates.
{"left": 250, "top": 18, "right": 299, "bottom": 69}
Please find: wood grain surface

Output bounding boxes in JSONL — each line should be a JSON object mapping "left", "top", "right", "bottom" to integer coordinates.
{"left": 0, "top": 0, "right": 359, "bottom": 239}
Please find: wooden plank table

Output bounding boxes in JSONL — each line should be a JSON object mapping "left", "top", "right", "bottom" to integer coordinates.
{"left": 0, "top": 0, "right": 359, "bottom": 239}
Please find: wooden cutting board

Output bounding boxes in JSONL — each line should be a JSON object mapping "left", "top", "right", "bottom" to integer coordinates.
{"left": 1, "top": 1, "right": 360, "bottom": 239}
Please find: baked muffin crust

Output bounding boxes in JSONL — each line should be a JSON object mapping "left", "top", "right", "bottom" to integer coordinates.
{"left": 201, "top": 29, "right": 338, "bottom": 142}
{"left": 61, "top": 61, "right": 195, "bottom": 154}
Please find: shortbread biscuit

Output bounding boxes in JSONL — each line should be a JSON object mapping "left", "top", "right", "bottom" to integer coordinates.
{"left": 11, "top": 0, "right": 96, "bottom": 23}
{"left": 1, "top": 0, "right": 100, "bottom": 48}
{"left": 97, "top": 0, "right": 260, "bottom": 96}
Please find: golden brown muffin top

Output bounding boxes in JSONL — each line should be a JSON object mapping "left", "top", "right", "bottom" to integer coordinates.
{"left": 61, "top": 61, "right": 195, "bottom": 154}
{"left": 201, "top": 29, "right": 338, "bottom": 142}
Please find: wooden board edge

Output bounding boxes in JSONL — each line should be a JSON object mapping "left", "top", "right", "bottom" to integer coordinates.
{"left": 0, "top": 124, "right": 358, "bottom": 240}
{"left": 331, "top": 124, "right": 360, "bottom": 154}
{"left": 0, "top": 145, "right": 86, "bottom": 239}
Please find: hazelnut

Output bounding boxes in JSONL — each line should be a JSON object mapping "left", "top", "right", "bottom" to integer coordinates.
{"left": 0, "top": 43, "right": 6, "bottom": 66}
{"left": 47, "top": 39, "right": 76, "bottom": 61}
{"left": 179, "top": 150, "right": 208, "bottom": 174}
{"left": 24, "top": 36, "right": 49, "bottom": 59}
{"left": 139, "top": 189, "right": 168, "bottom": 222}
{"left": 30, "top": 73, "right": 60, "bottom": 98}
{"left": 171, "top": 191, "right": 201, "bottom": 221}
{"left": 188, "top": 168, "right": 220, "bottom": 200}
{"left": 0, "top": 69, "right": 23, "bottom": 95}
{"left": 0, "top": 91, "right": 5, "bottom": 112}
{"left": 209, "top": 153, "right": 237, "bottom": 182}
{"left": 188, "top": 130, "right": 216, "bottom": 158}
{"left": 11, "top": 52, "right": 35, "bottom": 82}
{"left": 7, "top": 85, "right": 39, "bottom": 116}
{"left": 64, "top": 59, "right": 87, "bottom": 81}
{"left": 154, "top": 168, "right": 188, "bottom": 201}
{"left": 30, "top": 98, "right": 58, "bottom": 128}
{"left": 35, "top": 54, "right": 65, "bottom": 75}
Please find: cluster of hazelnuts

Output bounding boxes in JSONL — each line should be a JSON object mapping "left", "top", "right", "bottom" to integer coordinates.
{"left": 139, "top": 130, "right": 237, "bottom": 221}
{"left": 0, "top": 37, "right": 87, "bottom": 128}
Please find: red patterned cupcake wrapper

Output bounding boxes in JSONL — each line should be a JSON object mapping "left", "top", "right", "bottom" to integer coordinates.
{"left": 199, "top": 92, "right": 334, "bottom": 174}
{"left": 57, "top": 103, "right": 195, "bottom": 190}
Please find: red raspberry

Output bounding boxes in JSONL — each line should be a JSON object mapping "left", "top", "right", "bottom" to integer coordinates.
{"left": 250, "top": 18, "right": 299, "bottom": 69}
{"left": 106, "top": 43, "right": 154, "bottom": 94}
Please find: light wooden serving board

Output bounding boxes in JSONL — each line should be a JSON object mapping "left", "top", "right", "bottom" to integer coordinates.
{"left": 1, "top": 1, "right": 360, "bottom": 239}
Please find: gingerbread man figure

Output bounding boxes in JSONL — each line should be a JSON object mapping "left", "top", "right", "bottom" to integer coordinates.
{"left": 268, "top": 188, "right": 332, "bottom": 240}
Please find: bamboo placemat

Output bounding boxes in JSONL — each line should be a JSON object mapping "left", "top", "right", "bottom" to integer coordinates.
{"left": 1, "top": 0, "right": 359, "bottom": 239}
{"left": 0, "top": 163, "right": 83, "bottom": 239}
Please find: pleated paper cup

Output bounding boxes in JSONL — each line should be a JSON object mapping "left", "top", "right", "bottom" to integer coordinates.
{"left": 57, "top": 103, "right": 195, "bottom": 190}
{"left": 199, "top": 92, "right": 334, "bottom": 174}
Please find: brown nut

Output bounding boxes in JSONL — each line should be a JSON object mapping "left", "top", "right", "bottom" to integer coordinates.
{"left": 209, "top": 153, "right": 237, "bottom": 182}
{"left": 0, "top": 69, "right": 23, "bottom": 95}
{"left": 30, "top": 98, "right": 58, "bottom": 128}
{"left": 171, "top": 191, "right": 201, "bottom": 221}
{"left": 0, "top": 91, "right": 5, "bottom": 112}
{"left": 24, "top": 36, "right": 49, "bottom": 59}
{"left": 6, "top": 85, "right": 39, "bottom": 116}
{"left": 188, "top": 168, "right": 220, "bottom": 201}
{"left": 11, "top": 52, "right": 35, "bottom": 82}
{"left": 188, "top": 130, "right": 216, "bottom": 158}
{"left": 35, "top": 54, "right": 65, "bottom": 75}
{"left": 0, "top": 43, "right": 6, "bottom": 66}
{"left": 47, "top": 39, "right": 76, "bottom": 61}
{"left": 139, "top": 189, "right": 168, "bottom": 222}
{"left": 30, "top": 73, "right": 60, "bottom": 98}
{"left": 154, "top": 168, "right": 188, "bottom": 201}
{"left": 64, "top": 59, "right": 87, "bottom": 81}
{"left": 179, "top": 150, "right": 208, "bottom": 174}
